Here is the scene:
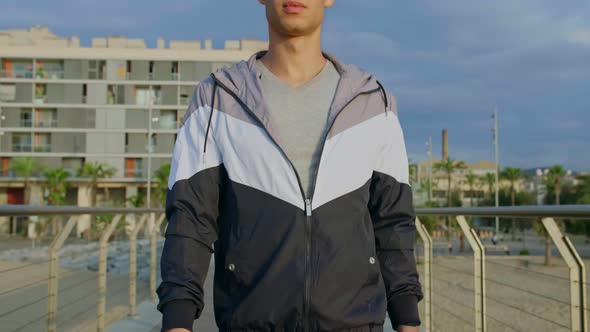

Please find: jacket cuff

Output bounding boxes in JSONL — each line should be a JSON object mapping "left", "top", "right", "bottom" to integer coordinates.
{"left": 161, "top": 299, "right": 197, "bottom": 331}
{"left": 387, "top": 294, "right": 420, "bottom": 328}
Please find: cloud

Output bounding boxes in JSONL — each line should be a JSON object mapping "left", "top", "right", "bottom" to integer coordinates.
{"left": 567, "top": 28, "right": 590, "bottom": 46}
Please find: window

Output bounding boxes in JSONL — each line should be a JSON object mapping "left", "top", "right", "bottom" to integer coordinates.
{"left": 36, "top": 109, "right": 57, "bottom": 128}
{"left": 12, "top": 133, "right": 32, "bottom": 152}
{"left": 34, "top": 133, "right": 51, "bottom": 152}
{"left": 125, "top": 158, "right": 144, "bottom": 178}
{"left": 0, "top": 84, "right": 16, "bottom": 102}
{"left": 20, "top": 109, "right": 32, "bottom": 127}
{"left": 34, "top": 84, "right": 47, "bottom": 104}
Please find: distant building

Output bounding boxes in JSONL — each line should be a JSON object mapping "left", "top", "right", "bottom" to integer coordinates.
{"left": 0, "top": 26, "right": 267, "bottom": 234}
{"left": 413, "top": 158, "right": 498, "bottom": 206}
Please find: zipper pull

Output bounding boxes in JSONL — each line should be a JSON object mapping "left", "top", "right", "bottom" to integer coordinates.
{"left": 305, "top": 199, "right": 312, "bottom": 216}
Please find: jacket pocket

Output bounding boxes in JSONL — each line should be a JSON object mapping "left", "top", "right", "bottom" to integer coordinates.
{"left": 365, "top": 227, "right": 381, "bottom": 287}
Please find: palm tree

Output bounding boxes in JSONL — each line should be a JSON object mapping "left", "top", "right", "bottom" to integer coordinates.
{"left": 547, "top": 165, "right": 567, "bottom": 205}
{"left": 484, "top": 172, "right": 496, "bottom": 200}
{"left": 43, "top": 168, "right": 70, "bottom": 234}
{"left": 500, "top": 167, "right": 524, "bottom": 207}
{"left": 77, "top": 162, "right": 116, "bottom": 237}
{"left": 10, "top": 157, "right": 43, "bottom": 205}
{"left": 154, "top": 163, "right": 171, "bottom": 207}
{"left": 77, "top": 162, "right": 116, "bottom": 207}
{"left": 465, "top": 172, "right": 479, "bottom": 207}
{"left": 434, "top": 157, "right": 467, "bottom": 248}
{"left": 501, "top": 167, "right": 525, "bottom": 240}
{"left": 434, "top": 157, "right": 467, "bottom": 207}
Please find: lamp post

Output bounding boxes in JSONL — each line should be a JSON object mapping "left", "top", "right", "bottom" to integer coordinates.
{"left": 493, "top": 108, "right": 500, "bottom": 236}
{"left": 426, "top": 136, "right": 433, "bottom": 202}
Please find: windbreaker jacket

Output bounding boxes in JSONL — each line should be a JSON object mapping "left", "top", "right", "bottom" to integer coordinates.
{"left": 157, "top": 51, "right": 423, "bottom": 332}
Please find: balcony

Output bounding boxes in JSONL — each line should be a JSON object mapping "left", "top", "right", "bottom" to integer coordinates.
{"left": 33, "top": 144, "right": 51, "bottom": 152}
{"left": 35, "top": 70, "right": 65, "bottom": 80}
{"left": 0, "top": 70, "right": 34, "bottom": 79}
{"left": 12, "top": 143, "right": 32, "bottom": 152}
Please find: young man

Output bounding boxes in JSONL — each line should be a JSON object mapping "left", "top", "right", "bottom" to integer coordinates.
{"left": 157, "top": 1, "right": 422, "bottom": 331}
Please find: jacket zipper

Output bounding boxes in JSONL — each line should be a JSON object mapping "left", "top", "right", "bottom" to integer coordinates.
{"left": 212, "top": 74, "right": 382, "bottom": 331}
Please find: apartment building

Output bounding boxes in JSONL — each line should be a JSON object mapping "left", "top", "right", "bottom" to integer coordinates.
{"left": 0, "top": 26, "right": 267, "bottom": 233}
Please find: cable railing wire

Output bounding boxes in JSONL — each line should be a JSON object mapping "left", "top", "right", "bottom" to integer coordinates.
{"left": 9, "top": 312, "right": 47, "bottom": 332}
{"left": 0, "top": 259, "right": 50, "bottom": 274}
{"left": 485, "top": 259, "right": 570, "bottom": 282}
{"left": 434, "top": 261, "right": 571, "bottom": 306}
{"left": 486, "top": 294, "right": 570, "bottom": 329}
{"left": 432, "top": 298, "right": 474, "bottom": 327}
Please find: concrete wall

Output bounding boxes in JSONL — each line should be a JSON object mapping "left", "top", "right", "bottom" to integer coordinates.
{"left": 154, "top": 61, "right": 173, "bottom": 81}
{"left": 2, "top": 107, "right": 21, "bottom": 127}
{"left": 64, "top": 83, "right": 83, "bottom": 104}
{"left": 155, "top": 134, "right": 174, "bottom": 154}
{"left": 52, "top": 132, "right": 85, "bottom": 153}
{"left": 126, "top": 133, "right": 146, "bottom": 153}
{"left": 87, "top": 82, "right": 106, "bottom": 105}
{"left": 125, "top": 109, "right": 147, "bottom": 129}
{"left": 161, "top": 85, "right": 177, "bottom": 105}
{"left": 46, "top": 83, "right": 65, "bottom": 103}
{"left": 58, "top": 108, "right": 93, "bottom": 128}
{"left": 130, "top": 60, "right": 149, "bottom": 81}
{"left": 15, "top": 83, "right": 32, "bottom": 102}
{"left": 64, "top": 59, "right": 83, "bottom": 79}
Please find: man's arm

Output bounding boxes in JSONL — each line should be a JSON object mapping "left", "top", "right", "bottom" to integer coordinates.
{"left": 157, "top": 83, "right": 224, "bottom": 332}
{"left": 368, "top": 94, "right": 423, "bottom": 330}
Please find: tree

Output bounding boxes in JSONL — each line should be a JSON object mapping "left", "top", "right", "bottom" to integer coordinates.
{"left": 484, "top": 172, "right": 496, "bottom": 200}
{"left": 434, "top": 157, "right": 467, "bottom": 248}
{"left": 43, "top": 168, "right": 70, "bottom": 235}
{"left": 547, "top": 165, "right": 567, "bottom": 205}
{"left": 500, "top": 167, "right": 524, "bottom": 207}
{"left": 465, "top": 172, "right": 479, "bottom": 207}
{"left": 77, "top": 162, "right": 116, "bottom": 207}
{"left": 501, "top": 167, "right": 526, "bottom": 240}
{"left": 77, "top": 162, "right": 116, "bottom": 237}
{"left": 154, "top": 163, "right": 171, "bottom": 207}
{"left": 434, "top": 158, "right": 467, "bottom": 207}
{"left": 9, "top": 157, "right": 43, "bottom": 205}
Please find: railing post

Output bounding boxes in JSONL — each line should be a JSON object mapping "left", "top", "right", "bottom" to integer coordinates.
{"left": 129, "top": 214, "right": 147, "bottom": 317}
{"left": 415, "top": 217, "right": 433, "bottom": 332}
{"left": 47, "top": 216, "right": 78, "bottom": 332}
{"left": 542, "top": 217, "right": 587, "bottom": 332}
{"left": 150, "top": 213, "right": 166, "bottom": 300}
{"left": 456, "top": 215, "right": 486, "bottom": 332}
{"left": 97, "top": 214, "right": 122, "bottom": 332}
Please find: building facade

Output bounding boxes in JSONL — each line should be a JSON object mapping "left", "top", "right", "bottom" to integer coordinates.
{"left": 0, "top": 26, "right": 267, "bottom": 234}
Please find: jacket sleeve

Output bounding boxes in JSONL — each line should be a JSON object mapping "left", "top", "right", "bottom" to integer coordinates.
{"left": 368, "top": 94, "right": 423, "bottom": 329}
{"left": 156, "top": 81, "right": 224, "bottom": 331}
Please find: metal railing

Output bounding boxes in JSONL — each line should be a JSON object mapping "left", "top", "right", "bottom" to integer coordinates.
{"left": 0, "top": 206, "right": 164, "bottom": 332}
{"left": 0, "top": 205, "right": 588, "bottom": 331}
{"left": 414, "top": 205, "right": 590, "bottom": 332}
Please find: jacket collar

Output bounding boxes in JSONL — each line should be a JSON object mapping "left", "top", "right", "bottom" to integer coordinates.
{"left": 211, "top": 51, "right": 381, "bottom": 149}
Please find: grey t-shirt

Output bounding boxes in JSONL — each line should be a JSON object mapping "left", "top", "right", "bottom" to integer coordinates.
{"left": 256, "top": 59, "right": 340, "bottom": 198}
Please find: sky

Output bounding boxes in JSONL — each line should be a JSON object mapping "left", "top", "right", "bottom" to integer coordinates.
{"left": 2, "top": 0, "right": 589, "bottom": 171}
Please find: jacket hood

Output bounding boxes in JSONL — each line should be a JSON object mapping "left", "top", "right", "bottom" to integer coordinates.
{"left": 210, "top": 51, "right": 383, "bottom": 149}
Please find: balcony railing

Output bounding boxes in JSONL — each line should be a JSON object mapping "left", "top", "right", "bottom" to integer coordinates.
{"left": 0, "top": 205, "right": 588, "bottom": 331}
{"left": 1, "top": 70, "right": 34, "bottom": 79}
{"left": 12, "top": 143, "right": 33, "bottom": 152}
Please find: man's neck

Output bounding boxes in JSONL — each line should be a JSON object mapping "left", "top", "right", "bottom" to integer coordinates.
{"left": 260, "top": 27, "right": 326, "bottom": 87}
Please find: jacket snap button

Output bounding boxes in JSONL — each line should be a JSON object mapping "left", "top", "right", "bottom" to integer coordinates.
{"left": 228, "top": 263, "right": 235, "bottom": 271}
{"left": 369, "top": 257, "right": 376, "bottom": 264}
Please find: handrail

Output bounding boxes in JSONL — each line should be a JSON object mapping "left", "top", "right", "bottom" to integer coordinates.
{"left": 416, "top": 205, "right": 590, "bottom": 218}
{"left": 0, "top": 205, "right": 163, "bottom": 216}
{"left": 1, "top": 204, "right": 589, "bottom": 218}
